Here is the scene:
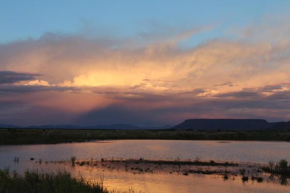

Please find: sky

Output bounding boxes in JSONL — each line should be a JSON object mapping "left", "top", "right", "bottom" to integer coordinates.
{"left": 1, "top": 0, "right": 290, "bottom": 126}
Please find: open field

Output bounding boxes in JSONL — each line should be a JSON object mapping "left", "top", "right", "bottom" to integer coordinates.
{"left": 1, "top": 129, "right": 290, "bottom": 145}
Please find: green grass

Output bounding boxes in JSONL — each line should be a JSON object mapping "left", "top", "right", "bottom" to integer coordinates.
{"left": 0, "top": 168, "right": 108, "bottom": 193}
{"left": 0, "top": 129, "right": 290, "bottom": 145}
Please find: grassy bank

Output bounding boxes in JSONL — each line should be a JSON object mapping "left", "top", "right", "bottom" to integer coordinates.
{"left": 1, "top": 129, "right": 290, "bottom": 145}
{"left": 0, "top": 169, "right": 107, "bottom": 193}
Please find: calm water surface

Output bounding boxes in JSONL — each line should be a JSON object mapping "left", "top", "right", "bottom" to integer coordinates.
{"left": 1, "top": 140, "right": 289, "bottom": 165}
{"left": 0, "top": 140, "right": 290, "bottom": 192}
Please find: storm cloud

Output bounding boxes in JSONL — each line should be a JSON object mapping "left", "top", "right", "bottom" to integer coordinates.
{"left": 0, "top": 71, "right": 39, "bottom": 84}
{"left": 1, "top": 15, "right": 290, "bottom": 126}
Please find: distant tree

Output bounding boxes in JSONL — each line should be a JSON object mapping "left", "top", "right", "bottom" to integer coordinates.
{"left": 268, "top": 161, "right": 274, "bottom": 172}
{"left": 279, "top": 159, "right": 288, "bottom": 169}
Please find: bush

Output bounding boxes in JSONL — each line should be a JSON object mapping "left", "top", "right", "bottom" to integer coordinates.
{"left": 268, "top": 161, "right": 274, "bottom": 171}
{"left": 279, "top": 159, "right": 288, "bottom": 169}
{"left": 242, "top": 176, "right": 249, "bottom": 182}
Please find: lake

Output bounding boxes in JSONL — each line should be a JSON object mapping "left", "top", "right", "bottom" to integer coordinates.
{"left": 0, "top": 140, "right": 289, "bottom": 192}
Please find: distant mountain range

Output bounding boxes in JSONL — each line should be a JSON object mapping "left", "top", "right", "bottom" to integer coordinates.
{"left": 0, "top": 123, "right": 171, "bottom": 130}
{"left": 269, "top": 121, "right": 290, "bottom": 130}
{"left": 1, "top": 119, "right": 290, "bottom": 130}
{"left": 0, "top": 124, "right": 21, "bottom": 128}
{"left": 171, "top": 119, "right": 286, "bottom": 130}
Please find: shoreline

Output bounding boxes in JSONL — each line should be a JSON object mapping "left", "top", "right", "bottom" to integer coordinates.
{"left": 1, "top": 139, "right": 289, "bottom": 147}
{"left": 1, "top": 129, "right": 290, "bottom": 145}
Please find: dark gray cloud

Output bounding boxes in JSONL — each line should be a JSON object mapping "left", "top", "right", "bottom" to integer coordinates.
{"left": 0, "top": 105, "right": 76, "bottom": 126}
{"left": 75, "top": 87, "right": 290, "bottom": 126}
{"left": 0, "top": 84, "right": 77, "bottom": 95}
{"left": 1, "top": 79, "right": 290, "bottom": 126}
{"left": 2, "top": 87, "right": 290, "bottom": 126}
{"left": 0, "top": 71, "right": 40, "bottom": 84}
{"left": 260, "top": 85, "right": 283, "bottom": 92}
{"left": 214, "top": 83, "right": 290, "bottom": 99}
{"left": 74, "top": 96, "right": 290, "bottom": 126}
{"left": 216, "top": 90, "right": 263, "bottom": 98}
{"left": 214, "top": 82, "right": 234, "bottom": 87}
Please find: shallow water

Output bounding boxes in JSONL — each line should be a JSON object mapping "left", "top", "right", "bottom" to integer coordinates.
{"left": 76, "top": 166, "right": 290, "bottom": 193}
{"left": 1, "top": 140, "right": 290, "bottom": 166}
{"left": 0, "top": 140, "right": 290, "bottom": 192}
{"left": 3, "top": 161, "right": 290, "bottom": 193}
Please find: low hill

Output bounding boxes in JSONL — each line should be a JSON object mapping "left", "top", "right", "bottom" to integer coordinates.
{"left": 172, "top": 119, "right": 274, "bottom": 130}
{"left": 269, "top": 121, "right": 290, "bottom": 130}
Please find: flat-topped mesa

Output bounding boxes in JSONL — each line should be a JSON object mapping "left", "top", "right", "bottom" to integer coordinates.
{"left": 172, "top": 119, "right": 272, "bottom": 130}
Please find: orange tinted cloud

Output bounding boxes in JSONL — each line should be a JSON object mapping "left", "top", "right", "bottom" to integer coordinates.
{"left": 1, "top": 19, "right": 290, "bottom": 125}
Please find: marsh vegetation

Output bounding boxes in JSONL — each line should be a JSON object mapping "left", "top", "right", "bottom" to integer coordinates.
{"left": 0, "top": 169, "right": 108, "bottom": 193}
{"left": 263, "top": 159, "right": 290, "bottom": 175}
{"left": 51, "top": 157, "right": 289, "bottom": 186}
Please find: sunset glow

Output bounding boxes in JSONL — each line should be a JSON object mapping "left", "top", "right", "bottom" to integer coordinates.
{"left": 1, "top": 0, "right": 290, "bottom": 126}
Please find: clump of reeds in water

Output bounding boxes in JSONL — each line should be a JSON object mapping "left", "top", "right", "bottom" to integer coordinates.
{"left": 239, "top": 169, "right": 249, "bottom": 182}
{"left": 263, "top": 159, "right": 290, "bottom": 175}
{"left": 71, "top": 156, "right": 76, "bottom": 167}
{"left": 0, "top": 168, "right": 108, "bottom": 193}
{"left": 13, "top": 157, "right": 19, "bottom": 163}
